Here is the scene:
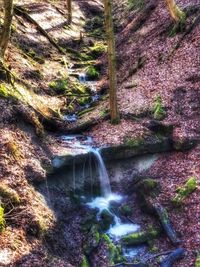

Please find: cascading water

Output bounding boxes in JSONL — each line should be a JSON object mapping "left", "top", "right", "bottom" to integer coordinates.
{"left": 89, "top": 148, "right": 111, "bottom": 197}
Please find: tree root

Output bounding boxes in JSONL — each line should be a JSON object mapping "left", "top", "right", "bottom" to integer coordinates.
{"left": 14, "top": 5, "right": 65, "bottom": 54}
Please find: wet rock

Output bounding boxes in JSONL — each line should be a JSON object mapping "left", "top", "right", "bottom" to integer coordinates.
{"left": 144, "top": 120, "right": 173, "bottom": 136}
{"left": 173, "top": 137, "right": 197, "bottom": 151}
{"left": 100, "top": 209, "right": 115, "bottom": 231}
{"left": 119, "top": 204, "right": 132, "bottom": 217}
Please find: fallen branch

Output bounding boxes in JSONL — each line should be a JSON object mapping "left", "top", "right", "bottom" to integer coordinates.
{"left": 14, "top": 5, "right": 65, "bottom": 54}
{"left": 145, "top": 250, "right": 173, "bottom": 261}
{"left": 160, "top": 248, "right": 185, "bottom": 267}
{"left": 154, "top": 203, "right": 181, "bottom": 246}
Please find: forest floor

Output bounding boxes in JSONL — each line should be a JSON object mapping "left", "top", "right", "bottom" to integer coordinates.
{"left": 0, "top": 0, "right": 199, "bottom": 266}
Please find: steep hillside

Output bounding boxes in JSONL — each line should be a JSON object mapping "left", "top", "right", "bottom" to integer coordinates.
{"left": 0, "top": 0, "right": 199, "bottom": 266}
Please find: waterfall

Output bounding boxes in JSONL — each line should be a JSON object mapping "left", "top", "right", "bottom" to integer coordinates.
{"left": 90, "top": 148, "right": 111, "bottom": 197}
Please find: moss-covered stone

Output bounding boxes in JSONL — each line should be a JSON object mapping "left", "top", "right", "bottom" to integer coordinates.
{"left": 172, "top": 177, "right": 198, "bottom": 206}
{"left": 123, "top": 137, "right": 144, "bottom": 147}
{"left": 0, "top": 184, "right": 20, "bottom": 206}
{"left": 102, "top": 234, "right": 125, "bottom": 265}
{"left": 122, "top": 227, "right": 160, "bottom": 246}
{"left": 119, "top": 204, "right": 132, "bottom": 217}
{"left": 85, "top": 66, "right": 99, "bottom": 80}
{"left": 87, "top": 42, "right": 106, "bottom": 58}
{"left": 81, "top": 255, "right": 90, "bottom": 267}
{"left": 100, "top": 209, "right": 115, "bottom": 231}
{"left": 49, "top": 78, "right": 68, "bottom": 94}
{"left": 136, "top": 178, "right": 160, "bottom": 196}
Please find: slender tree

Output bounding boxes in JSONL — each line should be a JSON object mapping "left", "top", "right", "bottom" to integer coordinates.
{"left": 104, "top": 0, "right": 120, "bottom": 124}
{"left": 67, "top": 0, "right": 72, "bottom": 24}
{"left": 165, "top": 0, "right": 185, "bottom": 22}
{"left": 0, "top": 0, "right": 14, "bottom": 59}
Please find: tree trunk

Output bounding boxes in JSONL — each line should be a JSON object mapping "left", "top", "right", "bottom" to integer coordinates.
{"left": 0, "top": 0, "right": 14, "bottom": 59}
{"left": 67, "top": 0, "right": 72, "bottom": 24}
{"left": 104, "top": 0, "right": 120, "bottom": 124}
{"left": 165, "top": 0, "right": 185, "bottom": 22}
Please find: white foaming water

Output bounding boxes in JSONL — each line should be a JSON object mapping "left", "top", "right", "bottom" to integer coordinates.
{"left": 79, "top": 73, "right": 87, "bottom": 83}
{"left": 87, "top": 193, "right": 123, "bottom": 212}
{"left": 90, "top": 148, "right": 111, "bottom": 197}
{"left": 108, "top": 222, "right": 140, "bottom": 239}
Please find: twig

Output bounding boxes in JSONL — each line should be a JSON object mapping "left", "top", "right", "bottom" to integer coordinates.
{"left": 145, "top": 250, "right": 173, "bottom": 261}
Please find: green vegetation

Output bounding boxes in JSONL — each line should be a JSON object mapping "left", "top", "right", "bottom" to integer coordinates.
{"left": 153, "top": 96, "right": 166, "bottom": 120}
{"left": 123, "top": 137, "right": 144, "bottom": 147}
{"left": 84, "top": 16, "right": 105, "bottom": 39}
{"left": 102, "top": 234, "right": 124, "bottom": 265}
{"left": 84, "top": 225, "right": 100, "bottom": 255}
{"left": 87, "top": 42, "right": 106, "bottom": 58}
{"left": 128, "top": 0, "right": 145, "bottom": 10}
{"left": 85, "top": 66, "right": 99, "bottom": 80}
{"left": 0, "top": 206, "right": 5, "bottom": 233}
{"left": 136, "top": 178, "right": 160, "bottom": 196}
{"left": 0, "top": 84, "right": 9, "bottom": 98}
{"left": 195, "top": 253, "right": 200, "bottom": 267}
{"left": 81, "top": 255, "right": 90, "bottom": 267}
{"left": 49, "top": 78, "right": 68, "bottom": 94}
{"left": 0, "top": 184, "right": 20, "bottom": 205}
{"left": 172, "top": 177, "right": 198, "bottom": 206}
{"left": 122, "top": 227, "right": 160, "bottom": 246}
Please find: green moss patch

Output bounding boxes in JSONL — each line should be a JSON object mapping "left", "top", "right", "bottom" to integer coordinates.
{"left": 0, "top": 206, "right": 5, "bottom": 233}
{"left": 153, "top": 96, "right": 166, "bottom": 120}
{"left": 0, "top": 84, "right": 9, "bottom": 98}
{"left": 172, "top": 177, "right": 198, "bottom": 206}
{"left": 85, "top": 66, "right": 99, "bottom": 80}
{"left": 102, "top": 234, "right": 124, "bottom": 265}
{"left": 49, "top": 78, "right": 68, "bottom": 94}
{"left": 122, "top": 227, "right": 160, "bottom": 246}
{"left": 195, "top": 253, "right": 200, "bottom": 267}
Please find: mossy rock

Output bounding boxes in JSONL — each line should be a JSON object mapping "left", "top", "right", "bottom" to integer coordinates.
{"left": 122, "top": 227, "right": 160, "bottom": 246}
{"left": 0, "top": 206, "right": 5, "bottom": 233}
{"left": 119, "top": 204, "right": 132, "bottom": 217}
{"left": 136, "top": 178, "right": 160, "bottom": 196}
{"left": 102, "top": 234, "right": 125, "bottom": 265}
{"left": 123, "top": 137, "right": 144, "bottom": 147}
{"left": 173, "top": 138, "right": 197, "bottom": 151}
{"left": 81, "top": 255, "right": 90, "bottom": 267}
{"left": 49, "top": 78, "right": 68, "bottom": 94}
{"left": 0, "top": 184, "right": 20, "bottom": 206}
{"left": 100, "top": 209, "right": 115, "bottom": 231}
{"left": 84, "top": 225, "right": 100, "bottom": 255}
{"left": 85, "top": 66, "right": 99, "bottom": 80}
{"left": 172, "top": 177, "right": 198, "bottom": 206}
{"left": 87, "top": 42, "right": 106, "bottom": 58}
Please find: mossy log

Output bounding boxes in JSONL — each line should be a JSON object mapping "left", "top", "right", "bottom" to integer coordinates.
{"left": 160, "top": 248, "right": 185, "bottom": 267}
{"left": 172, "top": 176, "right": 198, "bottom": 206}
{"left": 121, "top": 228, "right": 160, "bottom": 246}
{"left": 154, "top": 204, "right": 180, "bottom": 246}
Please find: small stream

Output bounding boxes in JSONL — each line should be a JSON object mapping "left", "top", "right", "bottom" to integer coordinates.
{"left": 50, "top": 135, "right": 154, "bottom": 264}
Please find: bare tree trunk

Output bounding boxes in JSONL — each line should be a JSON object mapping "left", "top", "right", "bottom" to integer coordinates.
{"left": 0, "top": 0, "right": 14, "bottom": 59}
{"left": 104, "top": 0, "right": 120, "bottom": 124}
{"left": 165, "top": 0, "right": 185, "bottom": 22}
{"left": 67, "top": 0, "right": 72, "bottom": 24}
